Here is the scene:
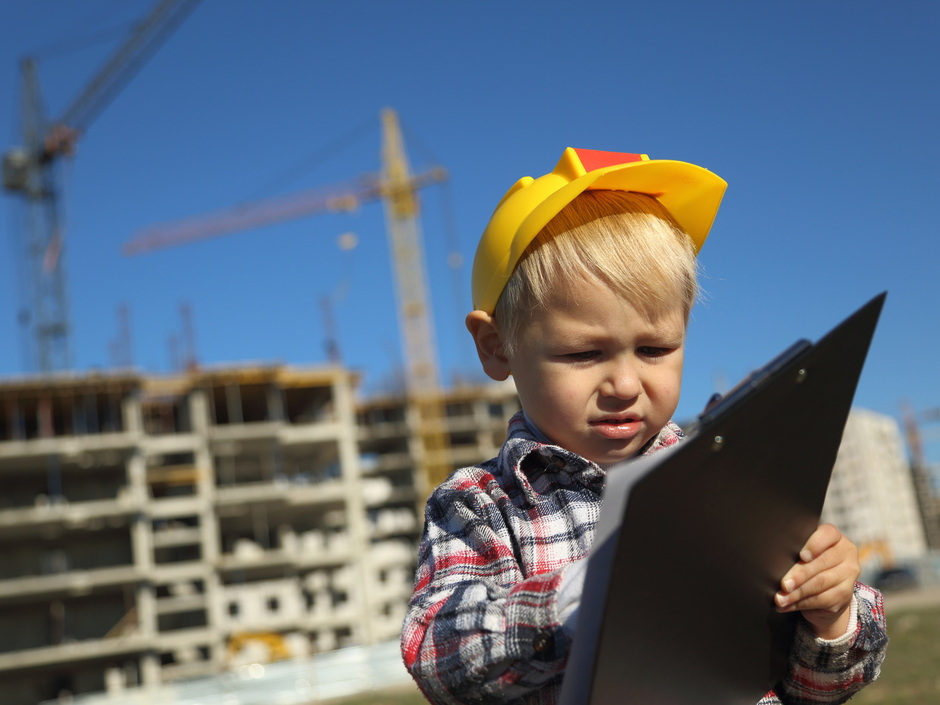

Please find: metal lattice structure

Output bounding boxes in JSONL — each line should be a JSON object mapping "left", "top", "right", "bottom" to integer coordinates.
{"left": 2, "top": 0, "right": 200, "bottom": 372}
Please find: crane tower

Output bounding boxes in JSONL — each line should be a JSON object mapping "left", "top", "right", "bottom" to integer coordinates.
{"left": 379, "top": 108, "right": 452, "bottom": 493}
{"left": 2, "top": 0, "right": 200, "bottom": 372}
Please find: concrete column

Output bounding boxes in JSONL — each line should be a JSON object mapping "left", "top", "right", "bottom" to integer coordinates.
{"left": 128, "top": 428, "right": 160, "bottom": 687}
{"left": 189, "top": 387, "right": 225, "bottom": 668}
{"left": 121, "top": 387, "right": 143, "bottom": 437}
{"left": 139, "top": 651, "right": 162, "bottom": 687}
{"left": 267, "top": 382, "right": 285, "bottom": 422}
{"left": 332, "top": 371, "right": 375, "bottom": 644}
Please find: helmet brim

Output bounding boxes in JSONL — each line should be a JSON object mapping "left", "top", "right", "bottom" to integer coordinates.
{"left": 471, "top": 150, "right": 727, "bottom": 314}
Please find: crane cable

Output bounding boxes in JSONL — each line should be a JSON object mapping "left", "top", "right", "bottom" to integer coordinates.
{"left": 237, "top": 115, "right": 377, "bottom": 205}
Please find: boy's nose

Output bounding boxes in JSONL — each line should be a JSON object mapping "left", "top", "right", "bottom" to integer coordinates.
{"left": 600, "top": 360, "right": 642, "bottom": 400}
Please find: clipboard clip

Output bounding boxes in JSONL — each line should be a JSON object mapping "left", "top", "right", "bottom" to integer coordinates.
{"left": 699, "top": 339, "right": 813, "bottom": 427}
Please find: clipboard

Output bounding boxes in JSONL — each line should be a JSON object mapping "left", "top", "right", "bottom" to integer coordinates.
{"left": 558, "top": 292, "right": 886, "bottom": 705}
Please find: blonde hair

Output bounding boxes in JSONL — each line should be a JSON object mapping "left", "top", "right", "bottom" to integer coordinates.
{"left": 493, "top": 190, "right": 699, "bottom": 356}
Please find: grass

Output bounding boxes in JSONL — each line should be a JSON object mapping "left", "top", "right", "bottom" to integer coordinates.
{"left": 328, "top": 599, "right": 940, "bottom": 705}
{"left": 328, "top": 684, "right": 427, "bottom": 705}
{"left": 849, "top": 600, "right": 940, "bottom": 705}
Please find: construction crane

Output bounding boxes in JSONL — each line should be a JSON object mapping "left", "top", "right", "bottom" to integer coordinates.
{"left": 901, "top": 400, "right": 940, "bottom": 550}
{"left": 123, "top": 108, "right": 454, "bottom": 494}
{"left": 2, "top": 0, "right": 200, "bottom": 373}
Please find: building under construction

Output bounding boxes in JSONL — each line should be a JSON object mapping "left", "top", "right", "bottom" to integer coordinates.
{"left": 821, "top": 408, "right": 931, "bottom": 577}
{"left": 0, "top": 365, "right": 520, "bottom": 705}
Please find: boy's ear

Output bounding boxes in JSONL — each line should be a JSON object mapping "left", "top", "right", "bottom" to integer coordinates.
{"left": 465, "top": 310, "right": 511, "bottom": 381}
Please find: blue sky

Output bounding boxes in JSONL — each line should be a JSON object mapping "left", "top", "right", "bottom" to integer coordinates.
{"left": 1, "top": 1, "right": 938, "bottom": 466}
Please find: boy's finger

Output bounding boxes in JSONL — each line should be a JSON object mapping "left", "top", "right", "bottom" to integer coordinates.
{"left": 798, "top": 523, "right": 842, "bottom": 562}
{"left": 776, "top": 582, "right": 852, "bottom": 614}
{"left": 780, "top": 550, "right": 839, "bottom": 593}
{"left": 775, "top": 575, "right": 825, "bottom": 608}
{"left": 776, "top": 561, "right": 857, "bottom": 609}
{"left": 782, "top": 531, "right": 858, "bottom": 590}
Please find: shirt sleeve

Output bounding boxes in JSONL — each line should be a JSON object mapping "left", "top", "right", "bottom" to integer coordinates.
{"left": 401, "top": 475, "right": 571, "bottom": 705}
{"left": 757, "top": 582, "right": 888, "bottom": 704}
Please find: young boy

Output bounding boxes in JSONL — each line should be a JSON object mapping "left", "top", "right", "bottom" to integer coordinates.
{"left": 400, "top": 148, "right": 888, "bottom": 705}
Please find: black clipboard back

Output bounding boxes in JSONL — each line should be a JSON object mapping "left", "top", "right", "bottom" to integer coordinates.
{"left": 559, "top": 293, "right": 886, "bottom": 705}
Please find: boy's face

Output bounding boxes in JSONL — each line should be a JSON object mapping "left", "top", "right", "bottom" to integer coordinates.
{"left": 502, "top": 275, "right": 685, "bottom": 465}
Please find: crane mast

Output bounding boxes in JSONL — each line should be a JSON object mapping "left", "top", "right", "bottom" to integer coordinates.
{"left": 379, "top": 108, "right": 451, "bottom": 492}
{"left": 902, "top": 402, "right": 940, "bottom": 550}
{"left": 4, "top": 59, "right": 71, "bottom": 371}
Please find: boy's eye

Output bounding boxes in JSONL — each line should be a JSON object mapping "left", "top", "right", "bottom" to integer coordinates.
{"left": 638, "top": 346, "right": 673, "bottom": 358}
{"left": 562, "top": 350, "right": 601, "bottom": 362}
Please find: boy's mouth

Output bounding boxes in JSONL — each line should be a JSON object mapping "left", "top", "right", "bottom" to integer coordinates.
{"left": 590, "top": 415, "right": 642, "bottom": 439}
{"left": 593, "top": 414, "right": 638, "bottom": 425}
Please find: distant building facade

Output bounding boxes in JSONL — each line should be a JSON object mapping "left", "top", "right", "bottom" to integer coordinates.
{"left": 821, "top": 408, "right": 929, "bottom": 572}
{"left": 0, "top": 366, "right": 520, "bottom": 705}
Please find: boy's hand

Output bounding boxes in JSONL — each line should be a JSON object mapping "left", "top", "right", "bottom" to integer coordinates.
{"left": 774, "top": 523, "right": 860, "bottom": 640}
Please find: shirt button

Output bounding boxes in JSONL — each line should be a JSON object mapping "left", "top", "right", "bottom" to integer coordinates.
{"left": 532, "top": 631, "right": 553, "bottom": 653}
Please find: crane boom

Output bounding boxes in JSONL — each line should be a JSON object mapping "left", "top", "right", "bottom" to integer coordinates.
{"left": 121, "top": 169, "right": 446, "bottom": 256}
{"left": 55, "top": 0, "right": 201, "bottom": 152}
{"left": 123, "top": 177, "right": 379, "bottom": 256}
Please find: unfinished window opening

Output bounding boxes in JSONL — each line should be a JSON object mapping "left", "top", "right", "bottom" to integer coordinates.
{"left": 239, "top": 383, "right": 274, "bottom": 423}
{"left": 335, "top": 626, "right": 354, "bottom": 648}
{"left": 283, "top": 384, "right": 334, "bottom": 424}
{"left": 445, "top": 401, "right": 473, "bottom": 418}
{"left": 278, "top": 440, "right": 341, "bottom": 485}
{"left": 61, "top": 454, "right": 127, "bottom": 503}
{"left": 158, "top": 609, "right": 207, "bottom": 633}
{"left": 154, "top": 543, "right": 202, "bottom": 565}
{"left": 213, "top": 450, "right": 266, "bottom": 486}
{"left": 0, "top": 390, "right": 130, "bottom": 441}
{"left": 147, "top": 452, "right": 198, "bottom": 499}
{"left": 209, "top": 379, "right": 279, "bottom": 426}
{"left": 152, "top": 515, "right": 200, "bottom": 533}
{"left": 15, "top": 527, "right": 134, "bottom": 580}
{"left": 0, "top": 460, "right": 54, "bottom": 510}
{"left": 156, "top": 578, "right": 205, "bottom": 599}
{"left": 142, "top": 394, "right": 191, "bottom": 435}
{"left": 448, "top": 429, "right": 478, "bottom": 448}
{"left": 1, "top": 398, "right": 25, "bottom": 441}
{"left": 356, "top": 404, "right": 408, "bottom": 430}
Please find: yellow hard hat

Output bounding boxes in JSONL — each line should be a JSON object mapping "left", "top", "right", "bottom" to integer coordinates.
{"left": 470, "top": 147, "right": 728, "bottom": 314}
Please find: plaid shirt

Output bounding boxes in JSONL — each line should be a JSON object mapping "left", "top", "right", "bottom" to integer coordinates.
{"left": 401, "top": 412, "right": 887, "bottom": 705}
